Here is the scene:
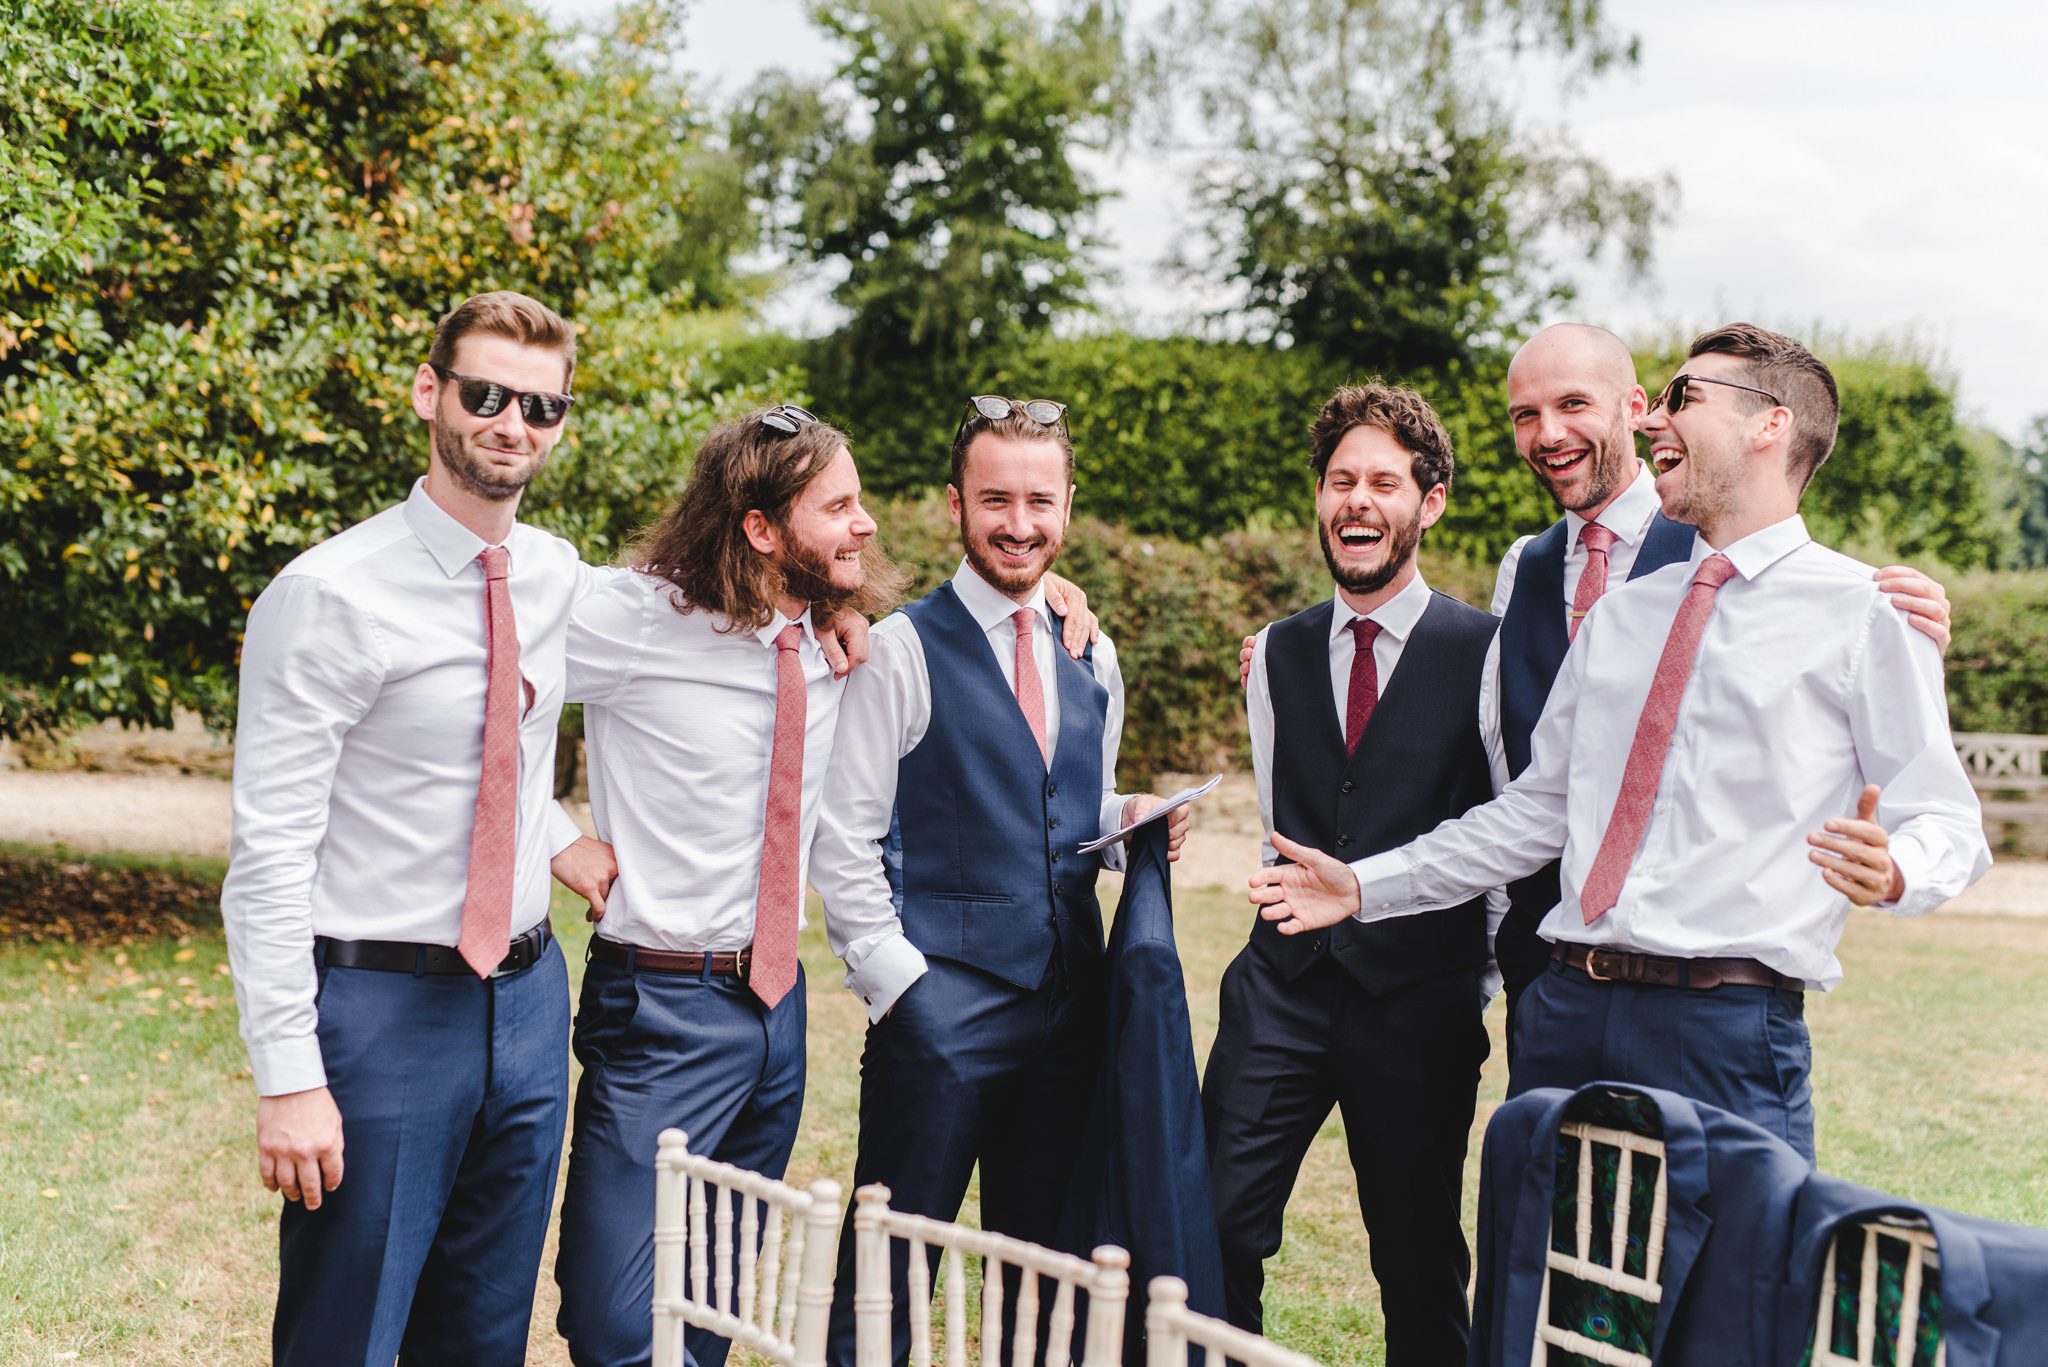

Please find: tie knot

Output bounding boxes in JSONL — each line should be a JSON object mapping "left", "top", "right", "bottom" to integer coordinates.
{"left": 1692, "top": 553, "right": 1738, "bottom": 591}
{"left": 478, "top": 546, "right": 510, "bottom": 581}
{"left": 1579, "top": 523, "right": 1618, "bottom": 557}
{"left": 773, "top": 623, "right": 803, "bottom": 653}
{"left": 1347, "top": 616, "right": 1383, "bottom": 651}
{"left": 1012, "top": 607, "right": 1037, "bottom": 639}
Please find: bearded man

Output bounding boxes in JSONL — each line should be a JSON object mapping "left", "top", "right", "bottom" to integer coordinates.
{"left": 811, "top": 395, "right": 1189, "bottom": 1367}
{"left": 1205, "top": 383, "right": 1500, "bottom": 1365}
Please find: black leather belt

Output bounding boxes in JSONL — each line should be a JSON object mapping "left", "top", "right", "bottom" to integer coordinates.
{"left": 318, "top": 923, "right": 552, "bottom": 979}
{"left": 588, "top": 937, "right": 752, "bottom": 979}
{"left": 1554, "top": 942, "right": 1804, "bottom": 992}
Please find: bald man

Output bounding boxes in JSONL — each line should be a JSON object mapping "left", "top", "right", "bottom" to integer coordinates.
{"left": 1484, "top": 323, "right": 1954, "bottom": 1049}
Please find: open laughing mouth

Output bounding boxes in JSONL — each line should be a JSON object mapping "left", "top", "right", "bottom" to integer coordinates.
{"left": 1335, "top": 522, "right": 1386, "bottom": 553}
{"left": 1651, "top": 445, "right": 1684, "bottom": 476}
{"left": 990, "top": 537, "right": 1043, "bottom": 560}
{"left": 1538, "top": 447, "right": 1589, "bottom": 478}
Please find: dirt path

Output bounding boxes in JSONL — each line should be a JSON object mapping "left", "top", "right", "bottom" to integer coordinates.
{"left": 4, "top": 763, "right": 2043, "bottom": 917}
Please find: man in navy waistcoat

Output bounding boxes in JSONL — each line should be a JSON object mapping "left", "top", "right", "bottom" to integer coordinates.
{"left": 810, "top": 395, "right": 1189, "bottom": 1367}
{"left": 1208, "top": 382, "right": 1500, "bottom": 1364}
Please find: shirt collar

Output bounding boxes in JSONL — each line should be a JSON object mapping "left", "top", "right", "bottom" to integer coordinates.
{"left": 951, "top": 558, "right": 1050, "bottom": 635}
{"left": 1694, "top": 514, "right": 1811, "bottom": 582}
{"left": 752, "top": 605, "right": 820, "bottom": 651}
{"left": 403, "top": 477, "right": 500, "bottom": 579}
{"left": 1328, "top": 568, "right": 1432, "bottom": 648}
{"left": 1565, "top": 462, "right": 1660, "bottom": 553}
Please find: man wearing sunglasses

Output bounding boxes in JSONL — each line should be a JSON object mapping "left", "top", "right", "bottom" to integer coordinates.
{"left": 1251, "top": 323, "right": 1990, "bottom": 1161}
{"left": 812, "top": 394, "right": 1189, "bottom": 1367}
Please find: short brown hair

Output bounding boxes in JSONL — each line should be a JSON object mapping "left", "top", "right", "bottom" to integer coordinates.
{"left": 628, "top": 410, "right": 904, "bottom": 632}
{"left": 427, "top": 290, "right": 577, "bottom": 389}
{"left": 1687, "top": 322, "right": 1840, "bottom": 488}
{"left": 949, "top": 398, "right": 1076, "bottom": 490}
{"left": 1308, "top": 382, "right": 1455, "bottom": 493}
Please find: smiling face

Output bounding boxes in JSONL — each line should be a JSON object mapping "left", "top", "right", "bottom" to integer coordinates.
{"left": 1506, "top": 325, "right": 1645, "bottom": 516}
{"left": 1638, "top": 352, "right": 1768, "bottom": 538}
{"left": 948, "top": 432, "right": 1074, "bottom": 599}
{"left": 1315, "top": 424, "right": 1445, "bottom": 601}
{"left": 414, "top": 333, "right": 571, "bottom": 502}
{"left": 773, "top": 444, "right": 877, "bottom": 607}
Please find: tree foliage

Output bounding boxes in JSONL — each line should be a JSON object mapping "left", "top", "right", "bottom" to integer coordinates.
{"left": 1148, "top": 0, "right": 1668, "bottom": 374}
{"left": 0, "top": 0, "right": 768, "bottom": 738}
{"left": 734, "top": 0, "right": 1128, "bottom": 367}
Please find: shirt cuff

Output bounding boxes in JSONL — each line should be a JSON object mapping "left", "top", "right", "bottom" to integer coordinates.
{"left": 845, "top": 932, "right": 930, "bottom": 1024}
{"left": 251, "top": 1036, "right": 328, "bottom": 1098}
{"left": 1347, "top": 850, "right": 1412, "bottom": 923}
{"left": 1098, "top": 792, "right": 1132, "bottom": 873}
{"left": 546, "top": 802, "right": 586, "bottom": 858}
{"left": 1882, "top": 831, "right": 1936, "bottom": 916}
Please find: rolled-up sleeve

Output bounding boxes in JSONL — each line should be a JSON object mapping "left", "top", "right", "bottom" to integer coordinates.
{"left": 220, "top": 576, "right": 386, "bottom": 1096}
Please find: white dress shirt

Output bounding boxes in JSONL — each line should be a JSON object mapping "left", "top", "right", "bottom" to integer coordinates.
{"left": 1246, "top": 572, "right": 1509, "bottom": 989}
{"left": 221, "top": 480, "right": 594, "bottom": 1096}
{"left": 1478, "top": 464, "right": 1668, "bottom": 744}
{"left": 556, "top": 568, "right": 842, "bottom": 952}
{"left": 1346, "top": 516, "right": 1991, "bottom": 989}
{"left": 810, "top": 560, "right": 1134, "bottom": 1021}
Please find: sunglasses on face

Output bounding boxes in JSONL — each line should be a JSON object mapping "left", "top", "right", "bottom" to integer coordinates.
{"left": 760, "top": 403, "right": 819, "bottom": 434}
{"left": 955, "top": 394, "right": 1070, "bottom": 445}
{"left": 430, "top": 365, "right": 574, "bottom": 429}
{"left": 1647, "top": 372, "right": 1783, "bottom": 416}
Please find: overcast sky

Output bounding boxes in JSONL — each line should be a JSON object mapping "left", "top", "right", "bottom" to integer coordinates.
{"left": 546, "top": 0, "right": 2048, "bottom": 442}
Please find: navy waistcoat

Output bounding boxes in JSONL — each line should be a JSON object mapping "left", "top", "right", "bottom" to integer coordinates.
{"left": 1254, "top": 592, "right": 1497, "bottom": 994}
{"left": 1494, "top": 512, "right": 1694, "bottom": 956}
{"left": 884, "top": 583, "right": 1108, "bottom": 991}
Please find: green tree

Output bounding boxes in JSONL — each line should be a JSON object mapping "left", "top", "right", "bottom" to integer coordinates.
{"left": 0, "top": 0, "right": 771, "bottom": 739}
{"left": 1148, "top": 0, "right": 1667, "bottom": 375}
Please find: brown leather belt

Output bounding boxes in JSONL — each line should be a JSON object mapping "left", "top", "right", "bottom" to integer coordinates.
{"left": 1553, "top": 942, "right": 1804, "bottom": 992}
{"left": 589, "top": 937, "right": 751, "bottom": 979}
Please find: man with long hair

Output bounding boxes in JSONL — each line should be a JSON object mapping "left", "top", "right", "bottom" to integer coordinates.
{"left": 811, "top": 396, "right": 1189, "bottom": 1367}
{"left": 549, "top": 407, "right": 899, "bottom": 1367}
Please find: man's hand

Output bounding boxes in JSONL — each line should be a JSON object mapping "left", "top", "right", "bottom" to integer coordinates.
{"left": 1808, "top": 784, "right": 1906, "bottom": 906}
{"left": 551, "top": 835, "right": 618, "bottom": 922}
{"left": 1120, "top": 794, "right": 1191, "bottom": 862}
{"left": 1874, "top": 565, "right": 1951, "bottom": 654}
{"left": 258, "top": 1086, "right": 345, "bottom": 1209}
{"left": 1251, "top": 832, "right": 1362, "bottom": 934}
{"left": 1238, "top": 635, "right": 1256, "bottom": 690}
{"left": 1042, "top": 573, "right": 1100, "bottom": 659}
{"left": 818, "top": 607, "right": 873, "bottom": 678}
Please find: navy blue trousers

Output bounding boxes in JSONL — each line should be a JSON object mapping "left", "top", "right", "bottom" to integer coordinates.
{"left": 555, "top": 956, "right": 807, "bottom": 1367}
{"left": 825, "top": 955, "right": 1100, "bottom": 1367}
{"left": 1509, "top": 957, "right": 1817, "bottom": 1160}
{"left": 274, "top": 935, "right": 570, "bottom": 1367}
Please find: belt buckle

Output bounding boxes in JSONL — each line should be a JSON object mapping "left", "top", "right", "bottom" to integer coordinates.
{"left": 1584, "top": 947, "right": 1618, "bottom": 983}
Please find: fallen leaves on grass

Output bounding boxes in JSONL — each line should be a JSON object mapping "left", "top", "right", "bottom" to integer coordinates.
{"left": 0, "top": 852, "right": 221, "bottom": 946}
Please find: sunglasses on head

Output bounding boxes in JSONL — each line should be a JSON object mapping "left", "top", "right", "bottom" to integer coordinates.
{"left": 760, "top": 403, "right": 819, "bottom": 434}
{"left": 430, "top": 365, "right": 574, "bottom": 429}
{"left": 1648, "top": 372, "right": 1783, "bottom": 416}
{"left": 955, "top": 394, "right": 1070, "bottom": 445}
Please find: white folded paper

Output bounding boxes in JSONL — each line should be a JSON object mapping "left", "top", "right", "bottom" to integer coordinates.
{"left": 1075, "top": 773, "right": 1223, "bottom": 854}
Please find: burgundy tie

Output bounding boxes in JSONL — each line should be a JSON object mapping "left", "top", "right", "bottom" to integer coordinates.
{"left": 751, "top": 624, "right": 806, "bottom": 1009}
{"left": 1011, "top": 608, "right": 1049, "bottom": 764}
{"left": 1344, "top": 617, "right": 1383, "bottom": 756}
{"left": 458, "top": 546, "right": 519, "bottom": 977}
{"left": 1579, "top": 554, "right": 1739, "bottom": 924}
{"left": 1571, "top": 523, "right": 1618, "bottom": 641}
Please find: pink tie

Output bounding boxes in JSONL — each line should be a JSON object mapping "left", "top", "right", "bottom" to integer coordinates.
{"left": 1571, "top": 523, "right": 1618, "bottom": 641}
{"left": 1344, "top": 617, "right": 1383, "bottom": 756}
{"left": 750, "top": 624, "right": 806, "bottom": 1009}
{"left": 458, "top": 546, "right": 519, "bottom": 977}
{"left": 1011, "top": 608, "right": 1049, "bottom": 764}
{"left": 1579, "top": 554, "right": 1739, "bottom": 924}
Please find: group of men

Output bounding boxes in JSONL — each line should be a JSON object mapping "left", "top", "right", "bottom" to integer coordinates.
{"left": 220, "top": 289, "right": 1989, "bottom": 1367}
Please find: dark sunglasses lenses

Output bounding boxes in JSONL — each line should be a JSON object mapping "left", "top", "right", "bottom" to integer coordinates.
{"left": 455, "top": 377, "right": 570, "bottom": 428}
{"left": 761, "top": 404, "right": 818, "bottom": 434}
{"left": 1650, "top": 376, "right": 1690, "bottom": 415}
{"left": 967, "top": 395, "right": 1066, "bottom": 426}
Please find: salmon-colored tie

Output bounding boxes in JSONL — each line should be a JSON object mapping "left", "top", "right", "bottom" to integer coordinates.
{"left": 750, "top": 624, "right": 806, "bottom": 1009}
{"left": 1011, "top": 608, "right": 1049, "bottom": 765}
{"left": 458, "top": 546, "right": 519, "bottom": 977}
{"left": 1570, "top": 523, "right": 1618, "bottom": 641}
{"left": 1344, "top": 617, "right": 1383, "bottom": 756}
{"left": 1579, "top": 554, "right": 1739, "bottom": 924}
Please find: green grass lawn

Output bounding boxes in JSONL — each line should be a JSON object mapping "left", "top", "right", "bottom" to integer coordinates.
{"left": 5, "top": 851, "right": 2047, "bottom": 1365}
